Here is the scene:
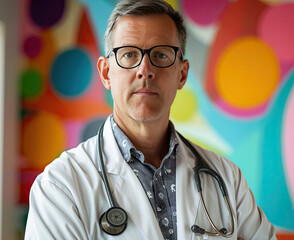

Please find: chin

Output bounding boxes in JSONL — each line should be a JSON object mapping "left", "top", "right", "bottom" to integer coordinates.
{"left": 130, "top": 112, "right": 162, "bottom": 122}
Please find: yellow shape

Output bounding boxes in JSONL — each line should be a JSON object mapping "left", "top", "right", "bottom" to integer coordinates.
{"left": 216, "top": 36, "right": 279, "bottom": 109}
{"left": 259, "top": 0, "right": 281, "bottom": 5}
{"left": 171, "top": 87, "right": 197, "bottom": 121}
{"left": 23, "top": 112, "right": 66, "bottom": 170}
{"left": 52, "top": 0, "right": 83, "bottom": 49}
{"left": 165, "top": 0, "right": 179, "bottom": 11}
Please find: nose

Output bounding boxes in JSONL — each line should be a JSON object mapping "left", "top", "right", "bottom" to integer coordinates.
{"left": 136, "top": 53, "right": 155, "bottom": 80}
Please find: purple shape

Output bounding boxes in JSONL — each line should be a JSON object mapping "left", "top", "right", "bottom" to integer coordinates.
{"left": 23, "top": 35, "right": 42, "bottom": 59}
{"left": 183, "top": 0, "right": 229, "bottom": 26}
{"left": 30, "top": 0, "right": 65, "bottom": 28}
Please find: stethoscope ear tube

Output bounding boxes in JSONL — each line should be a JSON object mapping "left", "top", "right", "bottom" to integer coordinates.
{"left": 177, "top": 131, "right": 234, "bottom": 238}
{"left": 195, "top": 168, "right": 228, "bottom": 197}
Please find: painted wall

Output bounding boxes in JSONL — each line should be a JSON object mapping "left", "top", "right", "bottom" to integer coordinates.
{"left": 17, "top": 0, "right": 294, "bottom": 238}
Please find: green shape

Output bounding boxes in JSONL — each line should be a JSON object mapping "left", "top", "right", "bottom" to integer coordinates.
{"left": 230, "top": 128, "right": 262, "bottom": 204}
{"left": 20, "top": 109, "right": 32, "bottom": 119}
{"left": 20, "top": 69, "right": 42, "bottom": 99}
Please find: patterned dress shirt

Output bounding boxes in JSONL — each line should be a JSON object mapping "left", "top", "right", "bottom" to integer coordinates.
{"left": 110, "top": 115, "right": 179, "bottom": 240}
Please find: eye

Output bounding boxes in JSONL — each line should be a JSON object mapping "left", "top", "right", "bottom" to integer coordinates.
{"left": 124, "top": 52, "right": 134, "bottom": 58}
{"left": 122, "top": 51, "right": 139, "bottom": 59}
{"left": 154, "top": 52, "right": 167, "bottom": 59}
{"left": 159, "top": 53, "right": 167, "bottom": 58}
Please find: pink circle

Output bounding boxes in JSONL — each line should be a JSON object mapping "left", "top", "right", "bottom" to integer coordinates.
{"left": 64, "top": 121, "right": 84, "bottom": 149}
{"left": 182, "top": 0, "right": 229, "bottom": 26}
{"left": 216, "top": 98, "right": 267, "bottom": 118}
{"left": 258, "top": 3, "right": 294, "bottom": 62}
{"left": 23, "top": 35, "right": 42, "bottom": 59}
{"left": 283, "top": 87, "right": 294, "bottom": 202}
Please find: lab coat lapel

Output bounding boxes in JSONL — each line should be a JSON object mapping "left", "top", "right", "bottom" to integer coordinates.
{"left": 176, "top": 133, "right": 201, "bottom": 239}
{"left": 102, "top": 118, "right": 164, "bottom": 240}
{"left": 113, "top": 162, "right": 164, "bottom": 240}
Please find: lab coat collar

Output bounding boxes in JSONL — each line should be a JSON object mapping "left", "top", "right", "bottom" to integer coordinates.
{"left": 175, "top": 132, "right": 201, "bottom": 240}
{"left": 100, "top": 117, "right": 124, "bottom": 175}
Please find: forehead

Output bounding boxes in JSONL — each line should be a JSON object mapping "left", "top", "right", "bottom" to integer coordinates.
{"left": 112, "top": 14, "right": 179, "bottom": 48}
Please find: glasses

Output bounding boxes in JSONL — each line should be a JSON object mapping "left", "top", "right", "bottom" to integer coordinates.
{"left": 107, "top": 45, "right": 183, "bottom": 69}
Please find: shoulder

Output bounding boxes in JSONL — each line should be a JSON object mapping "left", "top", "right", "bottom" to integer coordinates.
{"left": 194, "top": 144, "right": 239, "bottom": 171}
{"left": 179, "top": 138, "right": 243, "bottom": 187}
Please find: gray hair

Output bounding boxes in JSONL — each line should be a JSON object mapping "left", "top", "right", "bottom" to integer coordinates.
{"left": 104, "top": 0, "right": 186, "bottom": 56}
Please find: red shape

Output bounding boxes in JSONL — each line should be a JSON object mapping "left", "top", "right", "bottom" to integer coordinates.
{"left": 277, "top": 233, "right": 294, "bottom": 240}
{"left": 23, "top": 35, "right": 42, "bottom": 59}
{"left": 204, "top": 0, "right": 268, "bottom": 101}
{"left": 19, "top": 170, "right": 41, "bottom": 204}
{"left": 77, "top": 8, "right": 100, "bottom": 59}
{"left": 22, "top": 82, "right": 112, "bottom": 121}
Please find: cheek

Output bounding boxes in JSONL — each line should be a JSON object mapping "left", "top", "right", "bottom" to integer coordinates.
{"left": 109, "top": 74, "right": 132, "bottom": 101}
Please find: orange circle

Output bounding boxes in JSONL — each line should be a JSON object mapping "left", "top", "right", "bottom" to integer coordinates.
{"left": 22, "top": 111, "right": 66, "bottom": 170}
{"left": 216, "top": 37, "right": 279, "bottom": 109}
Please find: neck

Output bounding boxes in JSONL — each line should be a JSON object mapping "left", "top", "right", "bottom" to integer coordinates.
{"left": 113, "top": 113, "right": 170, "bottom": 168}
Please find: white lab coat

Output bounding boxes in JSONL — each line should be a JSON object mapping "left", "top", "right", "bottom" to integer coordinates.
{"left": 25, "top": 117, "right": 276, "bottom": 239}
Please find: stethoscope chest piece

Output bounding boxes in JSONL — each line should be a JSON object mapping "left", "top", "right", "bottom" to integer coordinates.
{"left": 99, "top": 207, "right": 128, "bottom": 235}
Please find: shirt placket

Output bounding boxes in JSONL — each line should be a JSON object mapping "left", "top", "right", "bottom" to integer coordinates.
{"left": 153, "top": 168, "right": 176, "bottom": 240}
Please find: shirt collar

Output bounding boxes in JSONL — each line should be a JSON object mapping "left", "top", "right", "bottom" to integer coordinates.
{"left": 110, "top": 114, "right": 178, "bottom": 164}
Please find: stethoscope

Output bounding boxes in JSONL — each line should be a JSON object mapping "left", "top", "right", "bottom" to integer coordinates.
{"left": 97, "top": 123, "right": 235, "bottom": 237}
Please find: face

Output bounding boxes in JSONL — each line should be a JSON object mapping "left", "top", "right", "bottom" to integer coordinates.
{"left": 98, "top": 14, "right": 189, "bottom": 125}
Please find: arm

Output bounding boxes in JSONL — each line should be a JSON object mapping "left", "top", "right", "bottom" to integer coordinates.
{"left": 234, "top": 167, "right": 277, "bottom": 240}
{"left": 195, "top": 145, "right": 277, "bottom": 239}
{"left": 25, "top": 176, "right": 88, "bottom": 240}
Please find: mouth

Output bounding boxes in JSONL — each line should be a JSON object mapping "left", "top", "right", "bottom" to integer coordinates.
{"left": 133, "top": 88, "right": 158, "bottom": 96}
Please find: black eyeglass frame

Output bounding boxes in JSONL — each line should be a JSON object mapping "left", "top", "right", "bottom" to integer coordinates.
{"left": 106, "top": 45, "right": 184, "bottom": 69}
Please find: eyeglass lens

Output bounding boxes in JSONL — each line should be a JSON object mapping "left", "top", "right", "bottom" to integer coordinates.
{"left": 116, "top": 46, "right": 176, "bottom": 68}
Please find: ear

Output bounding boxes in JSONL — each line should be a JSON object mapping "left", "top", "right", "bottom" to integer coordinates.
{"left": 177, "top": 60, "right": 189, "bottom": 90}
{"left": 97, "top": 56, "right": 111, "bottom": 90}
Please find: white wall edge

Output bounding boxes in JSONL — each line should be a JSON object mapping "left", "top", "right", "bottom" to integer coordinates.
{"left": 0, "top": 0, "right": 19, "bottom": 239}
{"left": 0, "top": 20, "right": 5, "bottom": 240}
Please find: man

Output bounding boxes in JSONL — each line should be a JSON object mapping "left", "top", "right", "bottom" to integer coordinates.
{"left": 25, "top": 0, "right": 277, "bottom": 239}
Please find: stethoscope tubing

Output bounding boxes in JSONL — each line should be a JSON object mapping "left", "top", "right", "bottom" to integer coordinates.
{"left": 97, "top": 123, "right": 116, "bottom": 207}
{"left": 97, "top": 123, "right": 235, "bottom": 237}
{"left": 177, "top": 132, "right": 235, "bottom": 237}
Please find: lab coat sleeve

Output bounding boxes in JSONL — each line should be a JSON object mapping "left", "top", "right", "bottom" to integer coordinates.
{"left": 195, "top": 145, "right": 277, "bottom": 239}
{"left": 25, "top": 174, "right": 88, "bottom": 240}
{"left": 233, "top": 166, "right": 277, "bottom": 239}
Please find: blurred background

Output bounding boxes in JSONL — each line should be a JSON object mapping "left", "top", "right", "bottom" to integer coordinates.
{"left": 1, "top": 0, "right": 294, "bottom": 239}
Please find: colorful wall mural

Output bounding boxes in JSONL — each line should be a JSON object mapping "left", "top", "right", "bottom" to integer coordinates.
{"left": 18, "top": 0, "right": 294, "bottom": 238}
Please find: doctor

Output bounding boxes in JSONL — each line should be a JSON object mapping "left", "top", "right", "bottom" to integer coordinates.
{"left": 25, "top": 0, "right": 277, "bottom": 239}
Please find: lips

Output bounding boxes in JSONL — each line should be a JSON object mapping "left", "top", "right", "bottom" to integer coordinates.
{"left": 134, "top": 88, "right": 157, "bottom": 96}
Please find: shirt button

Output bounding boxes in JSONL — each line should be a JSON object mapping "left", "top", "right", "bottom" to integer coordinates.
{"left": 159, "top": 202, "right": 166, "bottom": 209}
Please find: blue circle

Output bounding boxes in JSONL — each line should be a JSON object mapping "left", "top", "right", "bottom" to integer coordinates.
{"left": 51, "top": 48, "right": 92, "bottom": 98}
